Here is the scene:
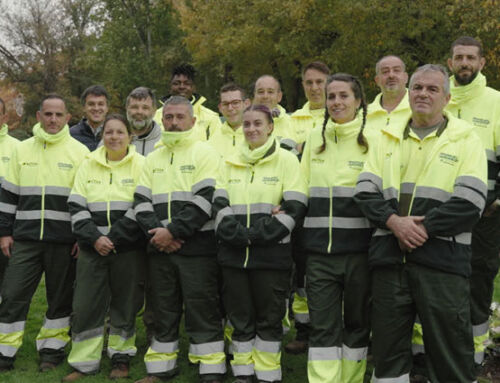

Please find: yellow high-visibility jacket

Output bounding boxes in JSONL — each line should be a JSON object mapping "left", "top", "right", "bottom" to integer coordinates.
{"left": 291, "top": 102, "right": 325, "bottom": 144}
{"left": 207, "top": 121, "right": 245, "bottom": 159}
{"left": 68, "top": 145, "right": 145, "bottom": 251}
{"left": 213, "top": 139, "right": 307, "bottom": 270}
{"left": 0, "top": 124, "right": 89, "bottom": 243}
{"left": 0, "top": 124, "right": 19, "bottom": 186}
{"left": 367, "top": 90, "right": 411, "bottom": 133}
{"left": 355, "top": 112, "right": 487, "bottom": 277}
{"left": 446, "top": 72, "right": 500, "bottom": 206}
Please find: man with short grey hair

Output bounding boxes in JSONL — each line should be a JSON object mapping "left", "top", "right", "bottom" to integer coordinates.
{"left": 355, "top": 64, "right": 487, "bottom": 382}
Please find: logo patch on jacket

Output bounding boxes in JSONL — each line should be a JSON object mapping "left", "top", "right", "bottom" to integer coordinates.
{"left": 228, "top": 178, "right": 241, "bottom": 184}
{"left": 312, "top": 158, "right": 324, "bottom": 164}
{"left": 57, "top": 162, "right": 73, "bottom": 171}
{"left": 439, "top": 152, "right": 458, "bottom": 166}
{"left": 262, "top": 176, "right": 279, "bottom": 185}
{"left": 87, "top": 179, "right": 101, "bottom": 184}
{"left": 1, "top": 156, "right": 9, "bottom": 163}
{"left": 472, "top": 117, "right": 489, "bottom": 128}
{"left": 153, "top": 168, "right": 164, "bottom": 174}
{"left": 180, "top": 164, "right": 195, "bottom": 173}
{"left": 121, "top": 178, "right": 135, "bottom": 187}
{"left": 22, "top": 161, "right": 38, "bottom": 167}
{"left": 348, "top": 160, "right": 364, "bottom": 169}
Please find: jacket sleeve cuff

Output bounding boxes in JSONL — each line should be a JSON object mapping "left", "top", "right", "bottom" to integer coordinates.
{"left": 166, "top": 223, "right": 180, "bottom": 239}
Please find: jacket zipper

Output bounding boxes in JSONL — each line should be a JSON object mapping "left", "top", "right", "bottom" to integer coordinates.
{"left": 243, "top": 167, "right": 255, "bottom": 268}
{"left": 40, "top": 142, "right": 47, "bottom": 240}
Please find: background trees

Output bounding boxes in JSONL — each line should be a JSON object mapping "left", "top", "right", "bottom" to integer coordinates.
{"left": 0, "top": 0, "right": 498, "bottom": 132}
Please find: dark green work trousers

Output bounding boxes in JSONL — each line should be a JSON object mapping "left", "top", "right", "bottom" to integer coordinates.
{"left": 372, "top": 263, "right": 476, "bottom": 383}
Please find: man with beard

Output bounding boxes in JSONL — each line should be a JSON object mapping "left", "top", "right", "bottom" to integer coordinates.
{"left": 127, "top": 87, "right": 162, "bottom": 155}
{"left": 446, "top": 36, "right": 500, "bottom": 370}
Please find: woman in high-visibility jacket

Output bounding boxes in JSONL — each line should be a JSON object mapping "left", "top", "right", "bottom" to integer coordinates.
{"left": 213, "top": 105, "right": 307, "bottom": 383}
{"left": 63, "top": 114, "right": 145, "bottom": 382}
{"left": 301, "top": 74, "right": 375, "bottom": 383}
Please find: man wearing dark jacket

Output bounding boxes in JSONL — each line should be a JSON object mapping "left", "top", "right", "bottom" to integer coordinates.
{"left": 70, "top": 85, "right": 109, "bottom": 151}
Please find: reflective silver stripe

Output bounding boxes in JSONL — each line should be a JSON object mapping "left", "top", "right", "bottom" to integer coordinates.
{"left": 400, "top": 182, "right": 415, "bottom": 194}
{"left": 0, "top": 202, "right": 17, "bottom": 214}
{"left": 135, "top": 202, "right": 154, "bottom": 213}
{"left": 200, "top": 220, "right": 214, "bottom": 232}
{"left": 232, "top": 340, "right": 254, "bottom": 353}
{"left": 73, "top": 327, "right": 103, "bottom": 342}
{"left": 150, "top": 338, "right": 179, "bottom": 353}
{"left": 435, "top": 232, "right": 472, "bottom": 245}
{"left": 108, "top": 346, "right": 137, "bottom": 357}
{"left": 171, "top": 191, "right": 193, "bottom": 201}
{"left": 88, "top": 201, "right": 132, "bottom": 212}
{"left": 135, "top": 185, "right": 152, "bottom": 200}
{"left": 189, "top": 340, "right": 224, "bottom": 356}
{"left": 71, "top": 211, "right": 91, "bottom": 225}
{"left": 275, "top": 213, "right": 295, "bottom": 232}
{"left": 255, "top": 368, "right": 281, "bottom": 382}
{"left": 68, "top": 194, "right": 87, "bottom": 207}
{"left": 152, "top": 193, "right": 168, "bottom": 204}
{"left": 200, "top": 362, "right": 226, "bottom": 374}
{"left": 355, "top": 180, "right": 379, "bottom": 194}
{"left": 43, "top": 316, "right": 70, "bottom": 329}
{"left": 254, "top": 336, "right": 280, "bottom": 353}
{"left": 358, "top": 171, "right": 382, "bottom": 189}
{"left": 308, "top": 346, "right": 341, "bottom": 361}
{"left": 486, "top": 149, "right": 496, "bottom": 161}
{"left": 0, "top": 321, "right": 25, "bottom": 333}
{"left": 231, "top": 364, "right": 254, "bottom": 376}
{"left": 36, "top": 337, "right": 67, "bottom": 350}
{"left": 70, "top": 360, "right": 100, "bottom": 374}
{"left": 279, "top": 234, "right": 291, "bottom": 244}
{"left": 488, "top": 180, "right": 495, "bottom": 191}
{"left": 374, "top": 228, "right": 391, "bottom": 237}
{"left": 145, "top": 359, "right": 177, "bottom": 374}
{"left": 473, "top": 322, "right": 489, "bottom": 337}
{"left": 2, "top": 180, "right": 19, "bottom": 195}
{"left": 383, "top": 187, "right": 399, "bottom": 200}
{"left": 415, "top": 186, "right": 451, "bottom": 202}
{"left": 453, "top": 185, "right": 486, "bottom": 210}
{"left": 303, "top": 216, "right": 371, "bottom": 229}
{"left": 109, "top": 326, "right": 135, "bottom": 340}
{"left": 19, "top": 185, "right": 42, "bottom": 195}
{"left": 232, "top": 203, "right": 273, "bottom": 215}
{"left": 342, "top": 344, "right": 367, "bottom": 361}
{"left": 97, "top": 226, "right": 109, "bottom": 235}
{"left": 18, "top": 210, "right": 71, "bottom": 221}
{"left": 161, "top": 219, "right": 170, "bottom": 227}
{"left": 497, "top": 145, "right": 500, "bottom": 158}
{"left": 215, "top": 206, "right": 232, "bottom": 231}
{"left": 456, "top": 175, "right": 487, "bottom": 196}
{"left": 213, "top": 188, "right": 229, "bottom": 200}
{"left": 124, "top": 209, "right": 136, "bottom": 222}
{"left": 283, "top": 191, "right": 308, "bottom": 205}
{"left": 191, "top": 195, "right": 212, "bottom": 215}
{"left": 372, "top": 372, "right": 410, "bottom": 383}
{"left": 294, "top": 313, "right": 309, "bottom": 323}
{"left": 192, "top": 178, "right": 216, "bottom": 194}
{"left": 281, "top": 137, "right": 297, "bottom": 148}
{"left": 309, "top": 187, "right": 329, "bottom": 198}
{"left": 0, "top": 344, "right": 18, "bottom": 357}
{"left": 412, "top": 344, "right": 425, "bottom": 355}
{"left": 332, "top": 186, "right": 355, "bottom": 198}
{"left": 475, "top": 351, "right": 485, "bottom": 364}
{"left": 45, "top": 186, "right": 71, "bottom": 196}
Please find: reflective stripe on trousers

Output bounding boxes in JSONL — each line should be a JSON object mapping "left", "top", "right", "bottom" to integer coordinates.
{"left": 144, "top": 338, "right": 179, "bottom": 374}
{"left": 188, "top": 340, "right": 226, "bottom": 375}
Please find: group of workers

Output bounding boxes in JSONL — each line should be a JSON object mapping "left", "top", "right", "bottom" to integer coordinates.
{"left": 0, "top": 35, "right": 498, "bottom": 383}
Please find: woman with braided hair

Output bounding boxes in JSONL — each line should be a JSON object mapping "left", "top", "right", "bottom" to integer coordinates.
{"left": 300, "top": 73, "right": 376, "bottom": 383}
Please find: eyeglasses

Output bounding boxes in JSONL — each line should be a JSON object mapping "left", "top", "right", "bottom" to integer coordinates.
{"left": 221, "top": 100, "right": 243, "bottom": 108}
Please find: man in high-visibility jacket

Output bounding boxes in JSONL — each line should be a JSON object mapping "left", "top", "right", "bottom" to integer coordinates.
{"left": 154, "top": 63, "right": 222, "bottom": 141}
{"left": 0, "top": 97, "right": 19, "bottom": 292}
{"left": 355, "top": 64, "right": 487, "bottom": 382}
{"left": 446, "top": 36, "right": 500, "bottom": 369}
{"left": 367, "top": 55, "right": 411, "bottom": 132}
{"left": 134, "top": 96, "right": 225, "bottom": 383}
{"left": 0, "top": 94, "right": 89, "bottom": 372}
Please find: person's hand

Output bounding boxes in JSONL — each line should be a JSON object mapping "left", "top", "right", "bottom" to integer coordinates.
{"left": 386, "top": 214, "right": 428, "bottom": 250}
{"left": 149, "top": 227, "right": 175, "bottom": 252}
{"left": 94, "top": 236, "right": 114, "bottom": 256}
{"left": 271, "top": 205, "right": 284, "bottom": 215}
{"left": 165, "top": 239, "right": 184, "bottom": 253}
{"left": 0, "top": 236, "right": 14, "bottom": 258}
{"left": 483, "top": 200, "right": 500, "bottom": 217}
{"left": 71, "top": 242, "right": 80, "bottom": 259}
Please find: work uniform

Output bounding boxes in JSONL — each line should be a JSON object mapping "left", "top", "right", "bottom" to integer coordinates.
{"left": 446, "top": 72, "right": 500, "bottom": 364}
{"left": 154, "top": 94, "right": 222, "bottom": 141}
{"left": 70, "top": 118, "right": 102, "bottom": 151}
{"left": 0, "top": 124, "right": 88, "bottom": 369}
{"left": 213, "top": 137, "right": 307, "bottom": 382}
{"left": 366, "top": 90, "right": 411, "bottom": 132}
{"left": 301, "top": 115, "right": 375, "bottom": 383}
{"left": 0, "top": 124, "right": 19, "bottom": 292}
{"left": 134, "top": 128, "right": 225, "bottom": 381}
{"left": 208, "top": 121, "right": 245, "bottom": 159}
{"left": 354, "top": 112, "right": 487, "bottom": 383}
{"left": 272, "top": 105, "right": 300, "bottom": 154}
{"left": 291, "top": 102, "right": 325, "bottom": 143}
{"left": 66, "top": 145, "right": 145, "bottom": 374}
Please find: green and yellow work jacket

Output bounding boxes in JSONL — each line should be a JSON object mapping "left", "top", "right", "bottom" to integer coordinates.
{"left": 133, "top": 128, "right": 220, "bottom": 256}
{"left": 0, "top": 124, "right": 89, "bottom": 243}
{"left": 291, "top": 102, "right": 325, "bottom": 144}
{"left": 354, "top": 112, "right": 487, "bottom": 277}
{"left": 366, "top": 90, "right": 411, "bottom": 133}
{"left": 300, "top": 115, "right": 377, "bottom": 256}
{"left": 0, "top": 124, "right": 19, "bottom": 187}
{"left": 213, "top": 139, "right": 307, "bottom": 270}
{"left": 208, "top": 121, "right": 245, "bottom": 159}
{"left": 446, "top": 72, "right": 500, "bottom": 207}
{"left": 68, "top": 145, "right": 145, "bottom": 251}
